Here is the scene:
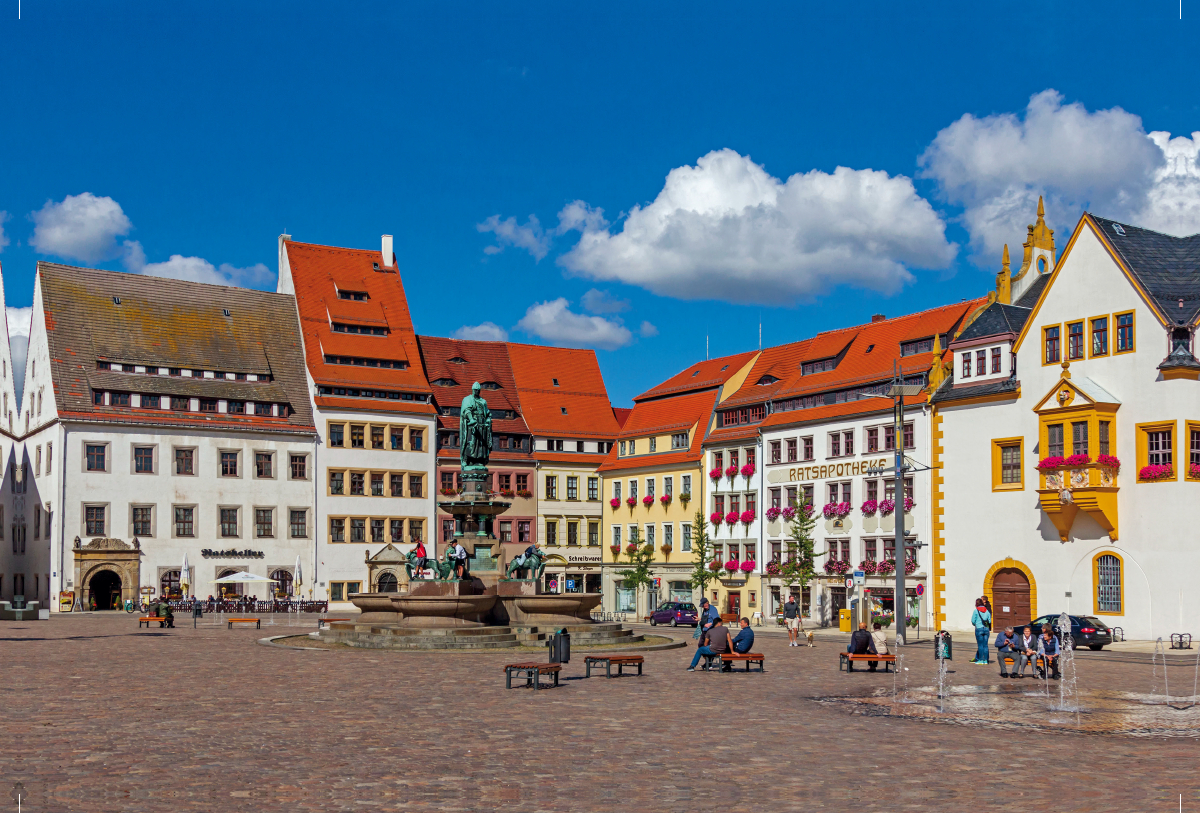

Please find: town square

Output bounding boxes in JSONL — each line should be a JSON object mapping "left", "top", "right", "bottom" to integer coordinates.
{"left": 4, "top": 1, "right": 1200, "bottom": 809}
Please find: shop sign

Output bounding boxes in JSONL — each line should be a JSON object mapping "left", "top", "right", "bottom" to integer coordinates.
{"left": 201, "top": 549, "right": 265, "bottom": 559}
{"left": 780, "top": 457, "right": 889, "bottom": 483}
{"left": 566, "top": 553, "right": 602, "bottom": 563}
{"left": 719, "top": 578, "right": 746, "bottom": 587}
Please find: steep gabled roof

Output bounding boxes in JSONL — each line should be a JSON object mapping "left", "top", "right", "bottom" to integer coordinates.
{"left": 954, "top": 303, "right": 1032, "bottom": 344}
{"left": 284, "top": 240, "right": 434, "bottom": 414}
{"left": 633, "top": 350, "right": 758, "bottom": 402}
{"left": 598, "top": 389, "right": 718, "bottom": 473}
{"left": 506, "top": 342, "right": 620, "bottom": 441}
{"left": 1089, "top": 214, "right": 1200, "bottom": 325}
{"left": 38, "top": 262, "right": 315, "bottom": 433}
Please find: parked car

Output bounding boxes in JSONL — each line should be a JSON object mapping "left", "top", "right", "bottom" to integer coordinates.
{"left": 1016, "top": 614, "right": 1114, "bottom": 650}
{"left": 649, "top": 601, "right": 698, "bottom": 627}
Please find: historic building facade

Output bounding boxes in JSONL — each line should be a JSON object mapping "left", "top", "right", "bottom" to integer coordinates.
{"left": 0, "top": 263, "right": 33, "bottom": 605}
{"left": 278, "top": 235, "right": 437, "bottom": 605}
{"left": 933, "top": 205, "right": 1200, "bottom": 639}
{"left": 599, "top": 353, "right": 757, "bottom": 616}
{"left": 24, "top": 263, "right": 318, "bottom": 611}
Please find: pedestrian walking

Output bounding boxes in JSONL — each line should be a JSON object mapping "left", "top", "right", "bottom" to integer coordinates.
{"left": 970, "top": 597, "right": 992, "bottom": 664}
{"left": 783, "top": 595, "right": 801, "bottom": 646}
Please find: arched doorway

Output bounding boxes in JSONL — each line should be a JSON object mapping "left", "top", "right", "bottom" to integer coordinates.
{"left": 377, "top": 572, "right": 398, "bottom": 593}
{"left": 270, "top": 569, "right": 294, "bottom": 597}
{"left": 992, "top": 567, "right": 1031, "bottom": 631}
{"left": 161, "top": 570, "right": 181, "bottom": 599}
{"left": 89, "top": 570, "right": 123, "bottom": 610}
{"left": 217, "top": 568, "right": 242, "bottom": 597}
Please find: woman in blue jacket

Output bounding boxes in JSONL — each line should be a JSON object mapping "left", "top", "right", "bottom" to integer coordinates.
{"left": 970, "top": 598, "right": 992, "bottom": 664}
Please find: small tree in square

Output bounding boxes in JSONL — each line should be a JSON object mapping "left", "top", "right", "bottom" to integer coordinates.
{"left": 615, "top": 527, "right": 655, "bottom": 607}
{"left": 778, "top": 499, "right": 819, "bottom": 598}
{"left": 688, "top": 508, "right": 718, "bottom": 600}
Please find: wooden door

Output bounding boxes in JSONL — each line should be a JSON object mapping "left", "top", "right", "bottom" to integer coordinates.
{"left": 728, "top": 592, "right": 741, "bottom": 616}
{"left": 992, "top": 568, "right": 1031, "bottom": 631}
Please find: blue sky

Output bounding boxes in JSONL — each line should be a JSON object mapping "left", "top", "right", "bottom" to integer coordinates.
{"left": 0, "top": 1, "right": 1196, "bottom": 404}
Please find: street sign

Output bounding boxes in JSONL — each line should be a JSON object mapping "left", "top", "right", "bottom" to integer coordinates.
{"left": 853, "top": 570, "right": 865, "bottom": 586}
{"left": 915, "top": 584, "right": 925, "bottom": 596}
{"left": 845, "top": 577, "right": 854, "bottom": 590}
{"left": 566, "top": 579, "right": 575, "bottom": 590}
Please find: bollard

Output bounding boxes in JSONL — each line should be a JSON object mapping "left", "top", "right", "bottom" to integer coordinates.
{"left": 934, "top": 630, "right": 953, "bottom": 660}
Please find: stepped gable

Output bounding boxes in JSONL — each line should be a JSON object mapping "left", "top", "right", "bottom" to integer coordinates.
{"left": 1089, "top": 214, "right": 1200, "bottom": 325}
{"left": 283, "top": 240, "right": 434, "bottom": 414}
{"left": 415, "top": 336, "right": 531, "bottom": 463}
{"left": 505, "top": 342, "right": 620, "bottom": 464}
{"left": 38, "top": 262, "right": 314, "bottom": 434}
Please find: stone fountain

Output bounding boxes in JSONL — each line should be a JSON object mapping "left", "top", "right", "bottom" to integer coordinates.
{"left": 324, "top": 382, "right": 618, "bottom": 649}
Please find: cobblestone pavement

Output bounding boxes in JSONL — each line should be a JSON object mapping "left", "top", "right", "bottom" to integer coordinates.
{"left": 3, "top": 614, "right": 1199, "bottom": 811}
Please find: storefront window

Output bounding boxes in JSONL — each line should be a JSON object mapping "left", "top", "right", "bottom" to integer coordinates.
{"left": 617, "top": 583, "right": 636, "bottom": 612}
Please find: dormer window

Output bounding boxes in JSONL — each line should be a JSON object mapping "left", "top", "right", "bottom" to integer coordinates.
{"left": 691, "top": 370, "right": 699, "bottom": 377}
{"left": 337, "top": 290, "right": 369, "bottom": 301}
{"left": 756, "top": 375, "right": 779, "bottom": 386}
{"left": 479, "top": 381, "right": 500, "bottom": 390}
{"left": 449, "top": 357, "right": 467, "bottom": 364}
{"left": 331, "top": 323, "right": 387, "bottom": 336}
{"left": 801, "top": 357, "right": 837, "bottom": 375}
{"left": 552, "top": 378, "right": 560, "bottom": 386}
{"left": 432, "top": 378, "right": 458, "bottom": 387}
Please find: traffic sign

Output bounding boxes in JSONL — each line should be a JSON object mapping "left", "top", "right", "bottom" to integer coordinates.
{"left": 915, "top": 584, "right": 925, "bottom": 596}
{"left": 853, "top": 570, "right": 865, "bottom": 586}
{"left": 845, "top": 577, "right": 854, "bottom": 590}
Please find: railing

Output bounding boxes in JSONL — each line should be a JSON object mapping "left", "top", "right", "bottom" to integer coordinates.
{"left": 166, "top": 598, "right": 328, "bottom": 614}
{"left": 590, "top": 611, "right": 628, "bottom": 622}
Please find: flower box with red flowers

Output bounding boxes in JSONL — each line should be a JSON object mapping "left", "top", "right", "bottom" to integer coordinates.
{"left": 625, "top": 542, "right": 639, "bottom": 553}
{"left": 874, "top": 559, "right": 896, "bottom": 575}
{"left": 610, "top": 498, "right": 622, "bottom": 509}
{"left": 860, "top": 499, "right": 878, "bottom": 516}
{"left": 740, "top": 463, "right": 755, "bottom": 478}
{"left": 724, "top": 465, "right": 738, "bottom": 478}
{"left": 780, "top": 505, "right": 797, "bottom": 521}
{"left": 609, "top": 545, "right": 622, "bottom": 555}
{"left": 822, "top": 501, "right": 851, "bottom": 520}
{"left": 517, "top": 489, "right": 533, "bottom": 499}
{"left": 857, "top": 559, "right": 878, "bottom": 575}
{"left": 723, "top": 559, "right": 740, "bottom": 573}
{"left": 724, "top": 511, "right": 739, "bottom": 526}
{"left": 659, "top": 494, "right": 672, "bottom": 506}
{"left": 823, "top": 559, "right": 851, "bottom": 576}
{"left": 642, "top": 495, "right": 655, "bottom": 507}
{"left": 500, "top": 489, "right": 516, "bottom": 498}
{"left": 709, "top": 511, "right": 723, "bottom": 526}
{"left": 1096, "top": 454, "right": 1121, "bottom": 472}
{"left": 765, "top": 561, "right": 781, "bottom": 576}
{"left": 626, "top": 496, "right": 637, "bottom": 507}
{"left": 1035, "top": 456, "right": 1068, "bottom": 470}
{"left": 739, "top": 510, "right": 754, "bottom": 524}
{"left": 708, "top": 468, "right": 722, "bottom": 481}
{"left": 765, "top": 506, "right": 782, "bottom": 521}
{"left": 739, "top": 559, "right": 755, "bottom": 573}
{"left": 1139, "top": 464, "right": 1174, "bottom": 482}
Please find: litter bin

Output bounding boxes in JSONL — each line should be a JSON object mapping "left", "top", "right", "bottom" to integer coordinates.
{"left": 935, "top": 630, "right": 952, "bottom": 660}
{"left": 838, "top": 608, "right": 852, "bottom": 633}
{"left": 547, "top": 628, "right": 571, "bottom": 664}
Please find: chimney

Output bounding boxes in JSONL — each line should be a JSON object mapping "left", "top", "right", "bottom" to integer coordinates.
{"left": 381, "top": 235, "right": 394, "bottom": 268}
{"left": 871, "top": 314, "right": 886, "bottom": 323}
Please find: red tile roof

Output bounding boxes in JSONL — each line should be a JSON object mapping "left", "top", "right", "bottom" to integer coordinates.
{"left": 612, "top": 407, "right": 632, "bottom": 427}
{"left": 506, "top": 342, "right": 620, "bottom": 440}
{"left": 633, "top": 350, "right": 759, "bottom": 402}
{"left": 284, "top": 240, "right": 433, "bottom": 414}
{"left": 598, "top": 389, "right": 718, "bottom": 473}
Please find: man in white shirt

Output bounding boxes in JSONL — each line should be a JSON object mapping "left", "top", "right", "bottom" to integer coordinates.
{"left": 452, "top": 542, "right": 469, "bottom": 580}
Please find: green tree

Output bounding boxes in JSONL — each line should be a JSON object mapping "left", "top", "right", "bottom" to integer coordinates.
{"left": 615, "top": 528, "right": 655, "bottom": 607}
{"left": 778, "top": 500, "right": 820, "bottom": 595}
{"left": 687, "top": 509, "right": 718, "bottom": 598}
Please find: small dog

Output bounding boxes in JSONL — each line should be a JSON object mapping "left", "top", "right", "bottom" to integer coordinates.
{"left": 803, "top": 629, "right": 815, "bottom": 647}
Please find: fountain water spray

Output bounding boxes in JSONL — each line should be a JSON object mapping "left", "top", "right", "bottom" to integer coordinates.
{"left": 1053, "top": 611, "right": 1080, "bottom": 713}
{"left": 1152, "top": 637, "right": 1169, "bottom": 705}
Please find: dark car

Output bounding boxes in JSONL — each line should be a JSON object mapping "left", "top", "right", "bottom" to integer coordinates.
{"left": 649, "top": 601, "right": 698, "bottom": 627}
{"left": 1016, "top": 614, "right": 1113, "bottom": 650}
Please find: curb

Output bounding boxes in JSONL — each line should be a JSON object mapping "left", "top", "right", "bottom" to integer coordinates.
{"left": 257, "top": 632, "right": 688, "bottom": 654}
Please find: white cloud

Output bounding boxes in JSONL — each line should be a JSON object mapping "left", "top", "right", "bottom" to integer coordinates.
{"left": 638, "top": 321, "right": 658, "bottom": 338}
{"left": 476, "top": 214, "right": 549, "bottom": 260}
{"left": 581, "top": 288, "right": 629, "bottom": 314}
{"left": 558, "top": 149, "right": 956, "bottom": 305}
{"left": 516, "top": 298, "right": 633, "bottom": 350}
{"left": 452, "top": 322, "right": 509, "bottom": 342}
{"left": 6, "top": 306, "right": 31, "bottom": 339}
{"left": 124, "top": 251, "right": 272, "bottom": 289}
{"left": 918, "top": 90, "right": 1200, "bottom": 258}
{"left": 0, "top": 212, "right": 9, "bottom": 252}
{"left": 556, "top": 200, "right": 608, "bottom": 235}
{"left": 29, "top": 192, "right": 135, "bottom": 263}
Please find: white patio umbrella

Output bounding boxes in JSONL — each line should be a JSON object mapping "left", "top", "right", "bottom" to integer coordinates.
{"left": 180, "top": 552, "right": 191, "bottom": 596}
{"left": 211, "top": 571, "right": 278, "bottom": 586}
{"left": 293, "top": 555, "right": 303, "bottom": 598}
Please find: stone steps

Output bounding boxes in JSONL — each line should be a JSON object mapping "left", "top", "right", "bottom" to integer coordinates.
{"left": 319, "top": 621, "right": 645, "bottom": 650}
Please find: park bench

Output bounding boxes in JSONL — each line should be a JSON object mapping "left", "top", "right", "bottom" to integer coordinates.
{"left": 719, "top": 613, "right": 740, "bottom": 625}
{"left": 584, "top": 655, "right": 644, "bottom": 678}
{"left": 999, "top": 653, "right": 1053, "bottom": 675}
{"left": 839, "top": 653, "right": 897, "bottom": 672}
{"left": 503, "top": 662, "right": 561, "bottom": 690}
{"left": 138, "top": 616, "right": 172, "bottom": 629}
{"left": 718, "top": 652, "right": 765, "bottom": 672}
{"left": 227, "top": 618, "right": 262, "bottom": 629}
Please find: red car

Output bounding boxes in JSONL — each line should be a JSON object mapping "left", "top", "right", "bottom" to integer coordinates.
{"left": 649, "top": 601, "right": 698, "bottom": 627}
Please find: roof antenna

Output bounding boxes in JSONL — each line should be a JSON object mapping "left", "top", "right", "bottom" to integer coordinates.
{"left": 758, "top": 314, "right": 762, "bottom": 350}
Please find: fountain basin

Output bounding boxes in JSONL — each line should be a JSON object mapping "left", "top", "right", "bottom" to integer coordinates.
{"left": 496, "top": 593, "right": 602, "bottom": 626}
{"left": 348, "top": 593, "right": 403, "bottom": 624}
{"left": 388, "top": 594, "right": 498, "bottom": 627}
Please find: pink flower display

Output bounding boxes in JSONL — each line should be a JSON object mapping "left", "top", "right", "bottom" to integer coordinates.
{"left": 875, "top": 559, "right": 896, "bottom": 575}
{"left": 860, "top": 499, "right": 879, "bottom": 516}
{"left": 724, "top": 559, "right": 740, "bottom": 572}
{"left": 765, "top": 561, "right": 781, "bottom": 576}
{"left": 822, "top": 501, "right": 851, "bottom": 519}
{"left": 879, "top": 498, "right": 895, "bottom": 515}
{"left": 724, "top": 511, "right": 739, "bottom": 526}
{"left": 660, "top": 494, "right": 672, "bottom": 505}
{"left": 741, "top": 463, "right": 755, "bottom": 478}
{"left": 642, "top": 494, "right": 654, "bottom": 507}
{"left": 708, "top": 560, "right": 721, "bottom": 572}
{"left": 857, "top": 559, "right": 879, "bottom": 575}
{"left": 1064, "top": 453, "right": 1092, "bottom": 467}
{"left": 740, "top": 510, "right": 755, "bottom": 524}
{"left": 1096, "top": 454, "right": 1121, "bottom": 472}
{"left": 765, "top": 506, "right": 782, "bottom": 521}
{"left": 1036, "top": 456, "right": 1067, "bottom": 470}
{"left": 709, "top": 511, "right": 723, "bottom": 526}
{"left": 1140, "top": 464, "right": 1174, "bottom": 481}
{"left": 823, "top": 559, "right": 851, "bottom": 575}
{"left": 780, "top": 505, "right": 797, "bottom": 521}
{"left": 739, "top": 560, "right": 755, "bottom": 573}
{"left": 724, "top": 464, "right": 738, "bottom": 478}
{"left": 709, "top": 468, "right": 722, "bottom": 481}
{"left": 625, "top": 542, "right": 638, "bottom": 553}
{"left": 1191, "top": 464, "right": 1200, "bottom": 479}
{"left": 626, "top": 496, "right": 637, "bottom": 507}
{"left": 609, "top": 498, "right": 621, "bottom": 509}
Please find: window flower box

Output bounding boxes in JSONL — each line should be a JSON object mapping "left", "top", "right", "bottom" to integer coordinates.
{"left": 642, "top": 495, "right": 655, "bottom": 507}
{"left": 823, "top": 559, "right": 850, "bottom": 575}
{"left": 439, "top": 488, "right": 458, "bottom": 497}
{"left": 739, "top": 560, "right": 755, "bottom": 573}
{"left": 765, "top": 561, "right": 781, "bottom": 576}
{"left": 660, "top": 544, "right": 673, "bottom": 554}
{"left": 741, "top": 463, "right": 755, "bottom": 478}
{"left": 626, "top": 496, "right": 637, "bottom": 508}
{"left": 724, "top": 511, "right": 739, "bottom": 526}
{"left": 609, "top": 497, "right": 622, "bottom": 509}
{"left": 679, "top": 492, "right": 691, "bottom": 505}
{"left": 724, "top": 559, "right": 740, "bottom": 573}
{"left": 1191, "top": 463, "right": 1200, "bottom": 479}
{"left": 1096, "top": 454, "right": 1121, "bottom": 472}
{"left": 857, "top": 559, "right": 878, "bottom": 575}
{"left": 625, "top": 542, "right": 639, "bottom": 554}
{"left": 822, "top": 501, "right": 851, "bottom": 520}
{"left": 724, "top": 465, "right": 738, "bottom": 479}
{"left": 500, "top": 489, "right": 516, "bottom": 498}
{"left": 710, "top": 511, "right": 723, "bottom": 526}
{"left": 1035, "top": 456, "right": 1068, "bottom": 470}
{"left": 708, "top": 560, "right": 721, "bottom": 572}
{"left": 881, "top": 557, "right": 919, "bottom": 575}
{"left": 609, "top": 545, "right": 622, "bottom": 555}
{"left": 1063, "top": 453, "right": 1091, "bottom": 467}
{"left": 875, "top": 559, "right": 896, "bottom": 575}
{"left": 709, "top": 468, "right": 722, "bottom": 481}
{"left": 780, "top": 505, "right": 797, "bottom": 521}
{"left": 739, "top": 510, "right": 755, "bottom": 525}
{"left": 878, "top": 497, "right": 914, "bottom": 516}
{"left": 518, "top": 489, "right": 533, "bottom": 499}
{"left": 1139, "top": 464, "right": 1174, "bottom": 482}
{"left": 765, "top": 506, "right": 782, "bottom": 521}
{"left": 860, "top": 499, "right": 878, "bottom": 516}
{"left": 660, "top": 494, "right": 672, "bottom": 506}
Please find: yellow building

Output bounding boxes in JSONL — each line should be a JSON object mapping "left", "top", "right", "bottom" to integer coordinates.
{"left": 599, "top": 352, "right": 758, "bottom": 617}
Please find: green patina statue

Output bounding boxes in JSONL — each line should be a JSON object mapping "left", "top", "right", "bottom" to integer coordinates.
{"left": 505, "top": 545, "right": 547, "bottom": 580}
{"left": 460, "top": 382, "right": 492, "bottom": 474}
{"left": 406, "top": 549, "right": 455, "bottom": 581}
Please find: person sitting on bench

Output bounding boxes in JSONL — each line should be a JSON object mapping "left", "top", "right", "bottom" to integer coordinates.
{"left": 846, "top": 621, "right": 877, "bottom": 671}
{"left": 155, "top": 600, "right": 175, "bottom": 628}
{"left": 995, "top": 626, "right": 1018, "bottom": 678}
{"left": 687, "top": 617, "right": 732, "bottom": 671}
{"left": 732, "top": 617, "right": 755, "bottom": 654}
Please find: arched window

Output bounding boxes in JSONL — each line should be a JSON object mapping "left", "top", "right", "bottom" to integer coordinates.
{"left": 217, "top": 568, "right": 241, "bottom": 597}
{"left": 1094, "top": 553, "right": 1123, "bottom": 615}
{"left": 161, "top": 569, "right": 181, "bottom": 597}
{"left": 377, "top": 572, "right": 398, "bottom": 593}
{"left": 270, "top": 569, "right": 294, "bottom": 597}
